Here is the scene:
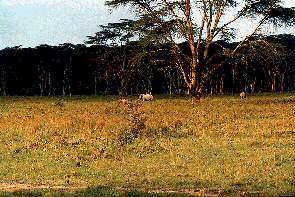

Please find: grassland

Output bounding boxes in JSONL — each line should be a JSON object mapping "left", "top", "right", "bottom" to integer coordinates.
{"left": 0, "top": 94, "right": 294, "bottom": 196}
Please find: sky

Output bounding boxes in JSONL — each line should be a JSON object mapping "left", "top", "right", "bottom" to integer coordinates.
{"left": 0, "top": 0, "right": 294, "bottom": 49}
{"left": 0, "top": 0, "right": 134, "bottom": 49}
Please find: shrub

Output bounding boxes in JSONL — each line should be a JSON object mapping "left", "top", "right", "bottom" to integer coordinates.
{"left": 120, "top": 99, "right": 147, "bottom": 144}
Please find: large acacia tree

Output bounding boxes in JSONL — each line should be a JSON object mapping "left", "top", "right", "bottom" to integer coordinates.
{"left": 105, "top": 0, "right": 295, "bottom": 103}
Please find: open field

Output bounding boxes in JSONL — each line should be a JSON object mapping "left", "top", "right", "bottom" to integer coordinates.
{"left": 0, "top": 94, "right": 294, "bottom": 196}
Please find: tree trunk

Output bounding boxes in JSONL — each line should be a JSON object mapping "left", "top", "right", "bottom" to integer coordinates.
{"left": 48, "top": 71, "right": 52, "bottom": 96}
{"left": 250, "top": 80, "right": 256, "bottom": 93}
{"left": 169, "top": 72, "right": 172, "bottom": 95}
{"left": 232, "top": 67, "right": 235, "bottom": 95}
{"left": 0, "top": 68, "right": 7, "bottom": 96}
{"left": 215, "top": 81, "right": 218, "bottom": 95}
{"left": 185, "top": 0, "right": 200, "bottom": 103}
{"left": 220, "top": 76, "right": 224, "bottom": 95}
{"left": 147, "top": 78, "right": 152, "bottom": 93}
{"left": 69, "top": 84, "right": 72, "bottom": 97}
{"left": 62, "top": 69, "right": 66, "bottom": 96}
{"left": 271, "top": 75, "right": 276, "bottom": 92}
{"left": 120, "top": 78, "right": 127, "bottom": 97}
{"left": 39, "top": 74, "right": 44, "bottom": 96}
{"left": 105, "top": 70, "right": 109, "bottom": 94}
{"left": 210, "top": 80, "right": 213, "bottom": 95}
{"left": 191, "top": 89, "right": 201, "bottom": 104}
{"left": 94, "top": 73, "right": 97, "bottom": 95}
{"left": 39, "top": 82, "right": 43, "bottom": 96}
{"left": 280, "top": 73, "right": 285, "bottom": 93}
{"left": 176, "top": 70, "right": 181, "bottom": 94}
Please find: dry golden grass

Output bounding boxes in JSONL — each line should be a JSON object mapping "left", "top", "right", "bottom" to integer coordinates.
{"left": 0, "top": 94, "right": 294, "bottom": 196}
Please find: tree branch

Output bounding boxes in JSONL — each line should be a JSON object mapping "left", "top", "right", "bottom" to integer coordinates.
{"left": 231, "top": 16, "right": 268, "bottom": 55}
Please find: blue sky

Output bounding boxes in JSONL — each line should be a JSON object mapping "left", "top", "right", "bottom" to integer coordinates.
{"left": 0, "top": 0, "right": 134, "bottom": 49}
{"left": 0, "top": 0, "right": 294, "bottom": 49}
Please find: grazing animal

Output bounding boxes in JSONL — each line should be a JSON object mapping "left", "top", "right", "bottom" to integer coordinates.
{"left": 240, "top": 91, "right": 246, "bottom": 99}
{"left": 139, "top": 93, "right": 154, "bottom": 101}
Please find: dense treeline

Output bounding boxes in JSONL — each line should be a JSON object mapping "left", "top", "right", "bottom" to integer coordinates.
{"left": 0, "top": 34, "right": 294, "bottom": 96}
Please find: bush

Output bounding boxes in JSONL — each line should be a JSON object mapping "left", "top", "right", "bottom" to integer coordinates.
{"left": 120, "top": 100, "right": 147, "bottom": 144}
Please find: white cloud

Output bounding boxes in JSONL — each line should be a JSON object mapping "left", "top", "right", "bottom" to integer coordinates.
{"left": 3, "top": 0, "right": 62, "bottom": 6}
{"left": 4, "top": 0, "right": 294, "bottom": 9}
{"left": 283, "top": 0, "right": 295, "bottom": 7}
{"left": 2, "top": 0, "right": 105, "bottom": 9}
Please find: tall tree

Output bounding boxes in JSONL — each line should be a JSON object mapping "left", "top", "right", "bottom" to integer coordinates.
{"left": 228, "top": 38, "right": 286, "bottom": 92}
{"left": 86, "top": 20, "right": 154, "bottom": 96}
{"left": 105, "top": 0, "right": 295, "bottom": 103}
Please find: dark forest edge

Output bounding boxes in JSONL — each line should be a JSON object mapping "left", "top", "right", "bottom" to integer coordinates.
{"left": 0, "top": 34, "right": 295, "bottom": 97}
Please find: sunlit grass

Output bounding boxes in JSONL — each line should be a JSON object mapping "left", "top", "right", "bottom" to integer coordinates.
{"left": 0, "top": 94, "right": 294, "bottom": 196}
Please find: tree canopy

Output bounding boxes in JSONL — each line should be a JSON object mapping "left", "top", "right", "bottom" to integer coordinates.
{"left": 103, "top": 0, "right": 295, "bottom": 102}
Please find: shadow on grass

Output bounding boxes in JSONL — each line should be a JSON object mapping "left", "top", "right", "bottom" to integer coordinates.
{"left": 1, "top": 186, "right": 294, "bottom": 197}
{"left": 0, "top": 186, "right": 195, "bottom": 197}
